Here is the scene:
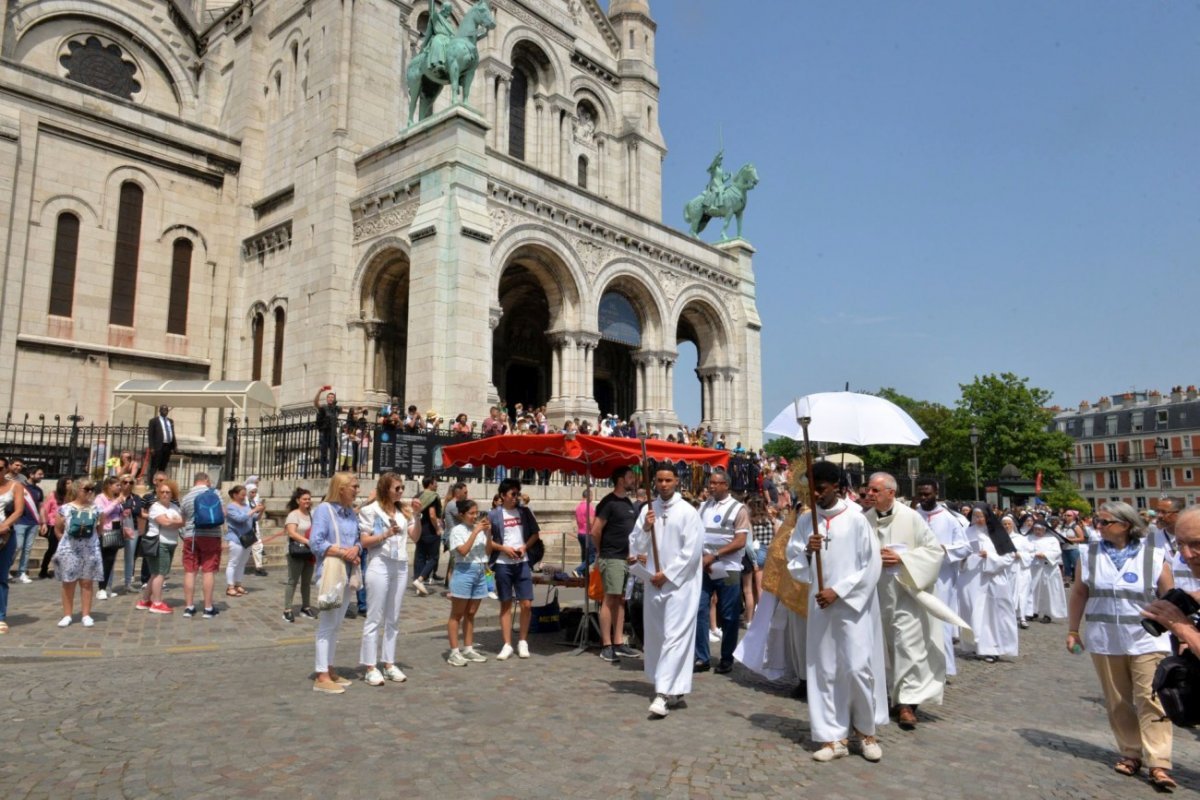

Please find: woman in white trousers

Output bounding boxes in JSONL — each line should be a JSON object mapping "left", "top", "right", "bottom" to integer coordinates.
{"left": 310, "top": 472, "right": 363, "bottom": 694}
{"left": 357, "top": 472, "right": 419, "bottom": 685}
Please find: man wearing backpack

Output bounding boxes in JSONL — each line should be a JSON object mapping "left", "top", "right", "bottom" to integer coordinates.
{"left": 180, "top": 472, "right": 224, "bottom": 618}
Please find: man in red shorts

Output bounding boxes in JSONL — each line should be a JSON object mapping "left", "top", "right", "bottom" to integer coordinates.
{"left": 180, "top": 472, "right": 224, "bottom": 618}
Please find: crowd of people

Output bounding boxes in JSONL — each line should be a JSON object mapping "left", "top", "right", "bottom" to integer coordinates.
{"left": 2, "top": 447, "right": 1197, "bottom": 791}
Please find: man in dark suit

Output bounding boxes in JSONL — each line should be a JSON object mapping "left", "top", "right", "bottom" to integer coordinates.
{"left": 147, "top": 405, "right": 176, "bottom": 474}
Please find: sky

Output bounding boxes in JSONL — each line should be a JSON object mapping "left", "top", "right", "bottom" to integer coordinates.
{"left": 635, "top": 1, "right": 1200, "bottom": 426}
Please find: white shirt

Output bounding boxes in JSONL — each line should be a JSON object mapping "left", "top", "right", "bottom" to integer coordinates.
{"left": 495, "top": 508, "right": 526, "bottom": 564}
{"left": 449, "top": 523, "right": 488, "bottom": 564}
{"left": 147, "top": 502, "right": 183, "bottom": 545}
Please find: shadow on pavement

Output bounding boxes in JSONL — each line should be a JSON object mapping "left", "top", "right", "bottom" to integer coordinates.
{"left": 1016, "top": 728, "right": 1200, "bottom": 790}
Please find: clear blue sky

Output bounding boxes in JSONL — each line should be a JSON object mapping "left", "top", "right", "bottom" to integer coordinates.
{"left": 637, "top": 1, "right": 1200, "bottom": 426}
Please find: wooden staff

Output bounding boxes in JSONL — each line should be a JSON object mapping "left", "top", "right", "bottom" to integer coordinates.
{"left": 799, "top": 416, "right": 825, "bottom": 591}
{"left": 638, "top": 434, "right": 662, "bottom": 570}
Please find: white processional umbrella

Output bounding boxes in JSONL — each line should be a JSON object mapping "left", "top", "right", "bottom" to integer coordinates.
{"left": 764, "top": 391, "right": 928, "bottom": 446}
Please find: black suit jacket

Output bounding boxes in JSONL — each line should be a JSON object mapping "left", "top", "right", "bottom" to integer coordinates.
{"left": 148, "top": 416, "right": 177, "bottom": 453}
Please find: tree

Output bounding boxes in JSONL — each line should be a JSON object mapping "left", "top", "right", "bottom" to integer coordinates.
{"left": 840, "top": 388, "right": 960, "bottom": 494}
{"left": 763, "top": 436, "right": 800, "bottom": 462}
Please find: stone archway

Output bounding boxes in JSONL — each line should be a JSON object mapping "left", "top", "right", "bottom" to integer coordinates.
{"left": 676, "top": 297, "right": 732, "bottom": 433}
{"left": 360, "top": 248, "right": 410, "bottom": 403}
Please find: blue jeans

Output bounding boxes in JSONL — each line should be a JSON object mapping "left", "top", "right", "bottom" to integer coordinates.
{"left": 576, "top": 534, "right": 596, "bottom": 574}
{"left": 123, "top": 534, "right": 140, "bottom": 586}
{"left": 13, "top": 524, "right": 37, "bottom": 575}
{"left": 0, "top": 530, "right": 16, "bottom": 621}
{"left": 695, "top": 570, "right": 743, "bottom": 666}
{"left": 1062, "top": 548, "right": 1079, "bottom": 582}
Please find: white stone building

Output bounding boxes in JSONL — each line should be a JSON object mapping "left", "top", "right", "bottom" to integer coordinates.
{"left": 0, "top": 0, "right": 763, "bottom": 446}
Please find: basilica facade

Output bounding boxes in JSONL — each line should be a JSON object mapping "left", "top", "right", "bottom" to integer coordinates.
{"left": 0, "top": 0, "right": 763, "bottom": 446}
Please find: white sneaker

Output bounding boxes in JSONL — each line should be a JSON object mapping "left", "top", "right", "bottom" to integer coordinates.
{"left": 497, "top": 643, "right": 514, "bottom": 661}
{"left": 812, "top": 742, "right": 849, "bottom": 762}
{"left": 96, "top": 589, "right": 108, "bottom": 600}
{"left": 412, "top": 578, "right": 428, "bottom": 596}
{"left": 861, "top": 739, "right": 882, "bottom": 762}
{"left": 382, "top": 664, "right": 407, "bottom": 682}
{"left": 81, "top": 616, "right": 95, "bottom": 628}
{"left": 447, "top": 650, "right": 469, "bottom": 667}
{"left": 708, "top": 629, "right": 722, "bottom": 644}
{"left": 648, "top": 694, "right": 669, "bottom": 717}
{"left": 18, "top": 573, "right": 31, "bottom": 584}
{"left": 517, "top": 640, "right": 530, "bottom": 658}
{"left": 487, "top": 591, "right": 499, "bottom": 600}
{"left": 462, "top": 647, "right": 487, "bottom": 663}
{"left": 57, "top": 615, "right": 72, "bottom": 628}
{"left": 363, "top": 667, "right": 385, "bottom": 686}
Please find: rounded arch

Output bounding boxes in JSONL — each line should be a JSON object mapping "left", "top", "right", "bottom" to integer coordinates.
{"left": 159, "top": 223, "right": 208, "bottom": 261}
{"left": 569, "top": 76, "right": 615, "bottom": 129}
{"left": 244, "top": 300, "right": 270, "bottom": 328}
{"left": 9, "top": 3, "right": 198, "bottom": 113}
{"left": 102, "top": 165, "right": 161, "bottom": 235}
{"left": 353, "top": 236, "right": 411, "bottom": 307}
{"left": 591, "top": 260, "right": 669, "bottom": 348}
{"left": 672, "top": 288, "right": 734, "bottom": 368}
{"left": 490, "top": 226, "right": 586, "bottom": 330}
{"left": 36, "top": 193, "right": 99, "bottom": 228}
{"left": 356, "top": 244, "right": 411, "bottom": 400}
{"left": 503, "top": 30, "right": 563, "bottom": 93}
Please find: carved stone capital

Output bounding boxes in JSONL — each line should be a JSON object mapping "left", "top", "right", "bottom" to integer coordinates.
{"left": 489, "top": 307, "right": 504, "bottom": 331}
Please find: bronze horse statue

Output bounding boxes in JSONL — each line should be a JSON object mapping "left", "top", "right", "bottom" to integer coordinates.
{"left": 684, "top": 163, "right": 759, "bottom": 240}
{"left": 406, "top": 1, "right": 496, "bottom": 126}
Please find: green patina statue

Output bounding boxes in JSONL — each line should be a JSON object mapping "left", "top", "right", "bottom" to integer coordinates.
{"left": 684, "top": 149, "right": 759, "bottom": 240}
{"left": 406, "top": 0, "right": 496, "bottom": 125}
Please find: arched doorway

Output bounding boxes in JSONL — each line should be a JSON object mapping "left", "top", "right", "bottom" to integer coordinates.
{"left": 494, "top": 263, "right": 552, "bottom": 414}
{"left": 676, "top": 299, "right": 728, "bottom": 430}
{"left": 361, "top": 249, "right": 410, "bottom": 401}
{"left": 595, "top": 290, "right": 640, "bottom": 420}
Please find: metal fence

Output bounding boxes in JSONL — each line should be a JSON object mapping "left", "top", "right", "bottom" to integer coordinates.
{"left": 223, "top": 411, "right": 761, "bottom": 492}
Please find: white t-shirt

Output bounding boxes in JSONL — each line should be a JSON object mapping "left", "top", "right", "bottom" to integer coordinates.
{"left": 147, "top": 502, "right": 183, "bottom": 545}
{"left": 449, "top": 523, "right": 488, "bottom": 565}
{"left": 495, "top": 508, "right": 526, "bottom": 565}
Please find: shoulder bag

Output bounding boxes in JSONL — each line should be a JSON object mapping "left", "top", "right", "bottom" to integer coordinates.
{"left": 315, "top": 505, "right": 349, "bottom": 610}
{"left": 288, "top": 513, "right": 313, "bottom": 557}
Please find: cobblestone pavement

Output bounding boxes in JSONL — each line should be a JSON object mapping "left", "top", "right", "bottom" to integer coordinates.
{"left": 2, "top": 572, "right": 1198, "bottom": 799}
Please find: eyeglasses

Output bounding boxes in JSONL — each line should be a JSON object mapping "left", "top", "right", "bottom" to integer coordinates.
{"left": 1095, "top": 518, "right": 1124, "bottom": 527}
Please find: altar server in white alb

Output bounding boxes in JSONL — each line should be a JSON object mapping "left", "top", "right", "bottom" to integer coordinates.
{"left": 914, "top": 479, "right": 970, "bottom": 676}
{"left": 1026, "top": 520, "right": 1068, "bottom": 622}
{"left": 966, "top": 504, "right": 1019, "bottom": 663}
{"left": 788, "top": 461, "right": 888, "bottom": 763}
{"left": 864, "top": 472, "right": 946, "bottom": 731}
{"left": 632, "top": 467, "right": 704, "bottom": 718}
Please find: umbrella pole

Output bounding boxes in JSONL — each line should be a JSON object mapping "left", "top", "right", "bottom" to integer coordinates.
{"left": 639, "top": 434, "right": 661, "bottom": 569}
{"left": 800, "top": 417, "right": 825, "bottom": 591}
{"left": 570, "top": 456, "right": 600, "bottom": 655}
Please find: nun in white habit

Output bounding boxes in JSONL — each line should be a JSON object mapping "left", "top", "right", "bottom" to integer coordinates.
{"left": 1027, "top": 521, "right": 1068, "bottom": 621}
{"left": 967, "top": 504, "right": 1018, "bottom": 662}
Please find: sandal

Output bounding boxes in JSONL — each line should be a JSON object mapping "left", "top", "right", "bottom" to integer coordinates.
{"left": 1149, "top": 768, "right": 1177, "bottom": 792}
{"left": 0, "top": 621, "right": 8, "bottom": 634}
{"left": 226, "top": 589, "right": 240, "bottom": 597}
{"left": 1114, "top": 757, "right": 1142, "bottom": 776}
{"left": 235, "top": 586, "right": 248, "bottom": 596}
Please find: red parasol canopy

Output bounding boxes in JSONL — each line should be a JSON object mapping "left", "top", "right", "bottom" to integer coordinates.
{"left": 440, "top": 433, "right": 730, "bottom": 478}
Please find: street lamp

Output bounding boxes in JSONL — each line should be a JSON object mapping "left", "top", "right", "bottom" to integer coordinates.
{"left": 969, "top": 424, "right": 980, "bottom": 501}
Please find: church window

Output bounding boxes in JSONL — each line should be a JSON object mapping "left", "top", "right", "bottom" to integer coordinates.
{"left": 272, "top": 307, "right": 286, "bottom": 386}
{"left": 49, "top": 212, "right": 80, "bottom": 317}
{"left": 598, "top": 291, "right": 641, "bottom": 347}
{"left": 251, "top": 312, "right": 265, "bottom": 381}
{"left": 578, "top": 155, "right": 589, "bottom": 190}
{"left": 508, "top": 69, "right": 528, "bottom": 160}
{"left": 167, "top": 238, "right": 192, "bottom": 335}
{"left": 108, "top": 181, "right": 143, "bottom": 326}
{"left": 60, "top": 36, "right": 141, "bottom": 101}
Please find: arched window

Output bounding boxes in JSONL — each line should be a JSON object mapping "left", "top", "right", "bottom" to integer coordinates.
{"left": 109, "top": 181, "right": 143, "bottom": 326}
{"left": 271, "top": 307, "right": 286, "bottom": 387}
{"left": 577, "top": 155, "right": 589, "bottom": 190}
{"left": 508, "top": 68, "right": 528, "bottom": 160}
{"left": 598, "top": 291, "right": 641, "bottom": 347}
{"left": 251, "top": 312, "right": 264, "bottom": 381}
{"left": 49, "top": 212, "right": 80, "bottom": 317}
{"left": 167, "top": 238, "right": 192, "bottom": 335}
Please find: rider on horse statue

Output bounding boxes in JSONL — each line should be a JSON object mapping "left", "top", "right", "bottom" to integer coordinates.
{"left": 422, "top": 0, "right": 457, "bottom": 74}
{"left": 706, "top": 150, "right": 732, "bottom": 208}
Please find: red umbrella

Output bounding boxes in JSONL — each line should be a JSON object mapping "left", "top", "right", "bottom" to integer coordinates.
{"left": 440, "top": 433, "right": 729, "bottom": 477}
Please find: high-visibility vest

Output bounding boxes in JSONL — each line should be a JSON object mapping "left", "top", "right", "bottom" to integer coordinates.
{"left": 699, "top": 496, "right": 746, "bottom": 574}
{"left": 1081, "top": 539, "right": 1169, "bottom": 656}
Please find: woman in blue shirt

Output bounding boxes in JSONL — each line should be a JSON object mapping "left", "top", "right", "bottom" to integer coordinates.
{"left": 309, "top": 472, "right": 362, "bottom": 695}
{"left": 224, "top": 485, "right": 263, "bottom": 598}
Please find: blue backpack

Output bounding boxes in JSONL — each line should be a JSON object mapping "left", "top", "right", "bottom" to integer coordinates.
{"left": 193, "top": 488, "right": 225, "bottom": 529}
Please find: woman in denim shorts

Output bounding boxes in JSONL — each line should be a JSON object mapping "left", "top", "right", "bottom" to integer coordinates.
{"left": 445, "top": 499, "right": 492, "bottom": 666}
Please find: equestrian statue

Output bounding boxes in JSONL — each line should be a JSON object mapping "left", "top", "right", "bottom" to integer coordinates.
{"left": 406, "top": 0, "right": 496, "bottom": 126}
{"left": 683, "top": 149, "right": 760, "bottom": 240}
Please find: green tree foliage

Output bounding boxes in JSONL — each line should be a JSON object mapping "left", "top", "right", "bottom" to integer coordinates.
{"left": 763, "top": 436, "right": 800, "bottom": 462}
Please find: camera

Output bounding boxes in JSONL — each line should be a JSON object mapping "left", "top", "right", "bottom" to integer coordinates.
{"left": 1142, "top": 588, "right": 1200, "bottom": 636}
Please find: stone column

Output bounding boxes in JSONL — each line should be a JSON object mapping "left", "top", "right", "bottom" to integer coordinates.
{"left": 576, "top": 332, "right": 601, "bottom": 418}
{"left": 496, "top": 77, "right": 510, "bottom": 154}
{"left": 487, "top": 307, "right": 502, "bottom": 405}
{"left": 484, "top": 71, "right": 496, "bottom": 149}
{"left": 533, "top": 96, "right": 545, "bottom": 170}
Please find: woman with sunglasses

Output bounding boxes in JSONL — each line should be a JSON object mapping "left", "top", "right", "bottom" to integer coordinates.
{"left": 53, "top": 480, "right": 102, "bottom": 627}
{"left": 93, "top": 476, "right": 125, "bottom": 600}
{"left": 117, "top": 476, "right": 143, "bottom": 594}
{"left": 356, "top": 472, "right": 418, "bottom": 685}
{"left": 1067, "top": 501, "right": 1176, "bottom": 791}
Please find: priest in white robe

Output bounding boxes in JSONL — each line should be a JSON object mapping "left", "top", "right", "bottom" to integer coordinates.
{"left": 915, "top": 480, "right": 970, "bottom": 677}
{"left": 1004, "top": 515, "right": 1035, "bottom": 627}
{"left": 1027, "top": 521, "right": 1068, "bottom": 620}
{"left": 788, "top": 461, "right": 887, "bottom": 763}
{"left": 631, "top": 466, "right": 704, "bottom": 718}
{"left": 967, "top": 504, "right": 1018, "bottom": 662}
{"left": 864, "top": 472, "right": 946, "bottom": 729}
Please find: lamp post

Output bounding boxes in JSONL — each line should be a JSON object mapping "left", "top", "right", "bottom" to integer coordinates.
{"left": 969, "top": 424, "right": 980, "bottom": 501}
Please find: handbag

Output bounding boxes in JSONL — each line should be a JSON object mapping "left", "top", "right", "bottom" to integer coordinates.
{"left": 288, "top": 537, "right": 312, "bottom": 557}
{"left": 139, "top": 535, "right": 160, "bottom": 559}
{"left": 315, "top": 505, "right": 350, "bottom": 610}
{"left": 101, "top": 524, "right": 123, "bottom": 550}
{"left": 238, "top": 527, "right": 259, "bottom": 548}
{"left": 530, "top": 587, "right": 561, "bottom": 634}
{"left": 587, "top": 564, "right": 605, "bottom": 602}
{"left": 1152, "top": 651, "right": 1200, "bottom": 727}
